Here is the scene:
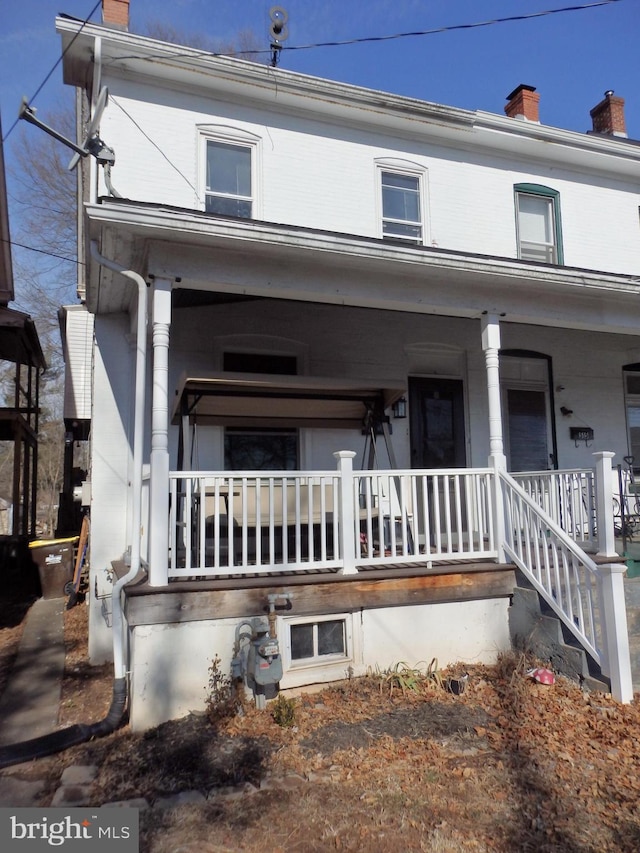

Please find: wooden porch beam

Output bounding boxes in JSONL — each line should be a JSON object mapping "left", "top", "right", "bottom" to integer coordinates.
{"left": 123, "top": 563, "right": 516, "bottom": 627}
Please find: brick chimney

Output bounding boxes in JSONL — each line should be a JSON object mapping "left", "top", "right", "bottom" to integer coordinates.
{"left": 102, "top": 0, "right": 130, "bottom": 30}
{"left": 504, "top": 84, "right": 540, "bottom": 123}
{"left": 590, "top": 91, "right": 627, "bottom": 137}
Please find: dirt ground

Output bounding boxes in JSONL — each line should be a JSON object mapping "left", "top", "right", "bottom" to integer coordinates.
{"left": 3, "top": 593, "right": 640, "bottom": 852}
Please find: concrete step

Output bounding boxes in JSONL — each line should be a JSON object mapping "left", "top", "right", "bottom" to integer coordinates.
{"left": 510, "top": 585, "right": 609, "bottom": 693}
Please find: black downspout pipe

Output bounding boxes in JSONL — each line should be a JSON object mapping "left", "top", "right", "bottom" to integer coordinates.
{"left": 0, "top": 678, "right": 127, "bottom": 770}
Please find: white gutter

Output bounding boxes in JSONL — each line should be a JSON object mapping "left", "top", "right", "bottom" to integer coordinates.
{"left": 90, "top": 240, "right": 147, "bottom": 679}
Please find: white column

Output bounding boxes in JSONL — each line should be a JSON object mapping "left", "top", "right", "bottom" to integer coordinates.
{"left": 599, "top": 562, "right": 633, "bottom": 703}
{"left": 148, "top": 278, "right": 172, "bottom": 586}
{"left": 481, "top": 313, "right": 507, "bottom": 562}
{"left": 334, "top": 451, "right": 358, "bottom": 575}
{"left": 593, "top": 451, "right": 617, "bottom": 558}
{"left": 481, "top": 313, "right": 506, "bottom": 469}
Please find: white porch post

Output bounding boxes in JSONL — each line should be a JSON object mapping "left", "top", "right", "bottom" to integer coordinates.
{"left": 334, "top": 450, "right": 358, "bottom": 575}
{"left": 481, "top": 312, "right": 507, "bottom": 562}
{"left": 593, "top": 451, "right": 617, "bottom": 558}
{"left": 599, "top": 562, "right": 634, "bottom": 703}
{"left": 148, "top": 277, "right": 172, "bottom": 586}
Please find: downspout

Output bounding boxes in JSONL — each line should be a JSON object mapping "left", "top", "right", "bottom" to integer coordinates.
{"left": 89, "top": 241, "right": 148, "bottom": 680}
{"left": 0, "top": 243, "right": 148, "bottom": 769}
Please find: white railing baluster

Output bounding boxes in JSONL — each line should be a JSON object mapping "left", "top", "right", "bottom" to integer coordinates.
{"left": 497, "top": 469, "right": 635, "bottom": 703}
{"left": 168, "top": 466, "right": 498, "bottom": 577}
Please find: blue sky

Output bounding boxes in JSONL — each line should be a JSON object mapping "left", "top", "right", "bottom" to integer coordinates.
{"left": 1, "top": 0, "right": 638, "bottom": 141}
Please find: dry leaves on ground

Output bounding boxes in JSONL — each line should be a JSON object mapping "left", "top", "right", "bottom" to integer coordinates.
{"left": 3, "top": 597, "right": 640, "bottom": 852}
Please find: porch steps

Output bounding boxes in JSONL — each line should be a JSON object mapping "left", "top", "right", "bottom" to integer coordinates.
{"left": 509, "top": 580, "right": 610, "bottom": 693}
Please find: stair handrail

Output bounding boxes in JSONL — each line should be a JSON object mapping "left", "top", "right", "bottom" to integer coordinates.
{"left": 499, "top": 469, "right": 602, "bottom": 665}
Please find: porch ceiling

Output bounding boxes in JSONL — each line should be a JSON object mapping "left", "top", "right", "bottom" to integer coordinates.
{"left": 86, "top": 200, "right": 640, "bottom": 335}
{"left": 172, "top": 371, "right": 405, "bottom": 429}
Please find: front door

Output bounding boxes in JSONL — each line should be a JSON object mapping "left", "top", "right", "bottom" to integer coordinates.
{"left": 409, "top": 377, "right": 466, "bottom": 469}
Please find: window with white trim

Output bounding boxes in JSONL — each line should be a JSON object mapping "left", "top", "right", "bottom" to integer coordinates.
{"left": 380, "top": 169, "right": 423, "bottom": 244}
{"left": 204, "top": 139, "right": 253, "bottom": 217}
{"left": 284, "top": 614, "right": 352, "bottom": 669}
{"left": 515, "top": 184, "right": 563, "bottom": 264}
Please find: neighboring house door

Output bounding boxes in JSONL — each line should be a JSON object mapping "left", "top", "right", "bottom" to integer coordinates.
{"left": 409, "top": 377, "right": 466, "bottom": 468}
{"left": 623, "top": 365, "right": 640, "bottom": 474}
{"left": 501, "top": 353, "right": 555, "bottom": 472}
{"left": 504, "top": 388, "right": 551, "bottom": 471}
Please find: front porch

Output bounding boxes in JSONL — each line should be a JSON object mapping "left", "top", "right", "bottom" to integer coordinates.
{"left": 113, "top": 448, "right": 634, "bottom": 730}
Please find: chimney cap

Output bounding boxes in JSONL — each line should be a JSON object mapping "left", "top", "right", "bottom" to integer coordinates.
{"left": 505, "top": 83, "right": 537, "bottom": 101}
{"left": 604, "top": 90, "right": 614, "bottom": 97}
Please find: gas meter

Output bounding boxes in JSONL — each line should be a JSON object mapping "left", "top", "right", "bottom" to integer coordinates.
{"left": 246, "top": 616, "right": 283, "bottom": 690}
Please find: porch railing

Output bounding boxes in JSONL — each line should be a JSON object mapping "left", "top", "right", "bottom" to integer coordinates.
{"left": 168, "top": 463, "right": 498, "bottom": 578}
{"left": 355, "top": 468, "right": 496, "bottom": 565}
{"left": 165, "top": 454, "right": 631, "bottom": 702}
{"left": 500, "top": 470, "right": 603, "bottom": 664}
{"left": 512, "top": 468, "right": 597, "bottom": 551}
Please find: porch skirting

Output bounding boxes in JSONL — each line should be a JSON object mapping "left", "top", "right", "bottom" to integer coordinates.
{"left": 119, "top": 561, "right": 516, "bottom": 730}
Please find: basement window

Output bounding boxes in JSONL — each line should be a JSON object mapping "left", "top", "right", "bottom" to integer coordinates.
{"left": 284, "top": 614, "right": 352, "bottom": 668}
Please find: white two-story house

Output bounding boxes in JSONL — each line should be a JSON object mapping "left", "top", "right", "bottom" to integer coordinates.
{"left": 55, "top": 0, "right": 638, "bottom": 729}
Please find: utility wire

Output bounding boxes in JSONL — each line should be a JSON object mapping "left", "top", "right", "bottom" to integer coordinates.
{"left": 1, "top": 236, "right": 82, "bottom": 266}
{"left": 2, "top": 0, "right": 102, "bottom": 143}
{"left": 107, "top": 0, "right": 623, "bottom": 64}
{"left": 280, "top": 0, "right": 624, "bottom": 53}
{"left": 110, "top": 96, "right": 200, "bottom": 199}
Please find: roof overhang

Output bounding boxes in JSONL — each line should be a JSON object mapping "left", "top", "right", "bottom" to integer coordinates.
{"left": 85, "top": 200, "right": 640, "bottom": 336}
{"left": 0, "top": 307, "right": 46, "bottom": 368}
{"left": 172, "top": 372, "right": 405, "bottom": 430}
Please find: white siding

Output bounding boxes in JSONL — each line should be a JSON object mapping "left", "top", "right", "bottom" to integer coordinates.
{"left": 61, "top": 305, "right": 94, "bottom": 422}
{"left": 98, "top": 79, "right": 640, "bottom": 276}
{"left": 88, "top": 314, "right": 137, "bottom": 663}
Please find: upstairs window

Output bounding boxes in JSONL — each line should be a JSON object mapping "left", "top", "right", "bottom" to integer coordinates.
{"left": 380, "top": 170, "right": 423, "bottom": 244}
{"left": 515, "top": 184, "right": 563, "bottom": 264}
{"left": 205, "top": 140, "right": 252, "bottom": 217}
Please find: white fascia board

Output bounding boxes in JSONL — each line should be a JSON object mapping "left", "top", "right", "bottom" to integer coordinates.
{"left": 472, "top": 112, "right": 640, "bottom": 179}
{"left": 85, "top": 201, "right": 640, "bottom": 298}
{"left": 57, "top": 18, "right": 640, "bottom": 179}
{"left": 56, "top": 18, "right": 471, "bottom": 136}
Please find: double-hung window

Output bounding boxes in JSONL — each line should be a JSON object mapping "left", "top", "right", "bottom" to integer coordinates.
{"left": 515, "top": 184, "right": 563, "bottom": 264}
{"left": 380, "top": 168, "right": 424, "bottom": 244}
{"left": 204, "top": 139, "right": 253, "bottom": 218}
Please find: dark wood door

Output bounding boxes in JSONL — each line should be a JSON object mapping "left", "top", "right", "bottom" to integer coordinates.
{"left": 409, "top": 377, "right": 466, "bottom": 469}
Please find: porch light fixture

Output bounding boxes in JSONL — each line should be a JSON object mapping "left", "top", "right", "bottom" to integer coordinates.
{"left": 392, "top": 397, "right": 407, "bottom": 418}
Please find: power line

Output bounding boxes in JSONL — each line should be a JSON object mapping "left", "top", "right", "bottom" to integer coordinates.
{"left": 282, "top": 0, "right": 624, "bottom": 53}
{"left": 107, "top": 0, "right": 623, "bottom": 64}
{"left": 1, "top": 236, "right": 82, "bottom": 266}
{"left": 110, "top": 96, "right": 200, "bottom": 199}
{"left": 2, "top": 0, "right": 102, "bottom": 144}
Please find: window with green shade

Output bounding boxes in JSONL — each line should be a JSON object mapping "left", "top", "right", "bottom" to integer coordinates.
{"left": 514, "top": 183, "right": 563, "bottom": 264}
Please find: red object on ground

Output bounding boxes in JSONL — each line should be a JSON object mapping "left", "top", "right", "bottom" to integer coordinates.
{"left": 527, "top": 667, "right": 556, "bottom": 685}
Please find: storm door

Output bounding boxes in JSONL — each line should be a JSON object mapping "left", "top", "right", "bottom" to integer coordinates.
{"left": 501, "top": 353, "right": 555, "bottom": 472}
